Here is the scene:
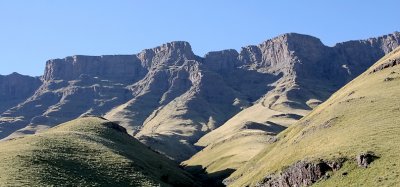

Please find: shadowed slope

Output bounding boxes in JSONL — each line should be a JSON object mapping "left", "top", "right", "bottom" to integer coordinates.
{"left": 0, "top": 117, "right": 198, "bottom": 187}
{"left": 0, "top": 73, "right": 41, "bottom": 113}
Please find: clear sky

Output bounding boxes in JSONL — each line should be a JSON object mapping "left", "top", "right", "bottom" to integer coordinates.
{"left": 0, "top": 0, "right": 399, "bottom": 76}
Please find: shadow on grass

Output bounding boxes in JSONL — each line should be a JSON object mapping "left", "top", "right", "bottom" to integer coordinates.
{"left": 183, "top": 165, "right": 236, "bottom": 187}
{"left": 241, "top": 121, "right": 287, "bottom": 134}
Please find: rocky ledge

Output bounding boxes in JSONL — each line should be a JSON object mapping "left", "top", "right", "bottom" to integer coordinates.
{"left": 251, "top": 151, "right": 379, "bottom": 187}
{"left": 254, "top": 159, "right": 345, "bottom": 187}
{"left": 371, "top": 58, "right": 400, "bottom": 74}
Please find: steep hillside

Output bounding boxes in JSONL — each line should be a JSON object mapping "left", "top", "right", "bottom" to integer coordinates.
{"left": 183, "top": 32, "right": 400, "bottom": 175}
{"left": 226, "top": 47, "right": 400, "bottom": 186}
{"left": 0, "top": 117, "right": 198, "bottom": 186}
{"left": 1, "top": 32, "right": 399, "bottom": 164}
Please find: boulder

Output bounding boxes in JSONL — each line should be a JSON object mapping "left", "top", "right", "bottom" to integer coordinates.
{"left": 356, "top": 152, "right": 378, "bottom": 168}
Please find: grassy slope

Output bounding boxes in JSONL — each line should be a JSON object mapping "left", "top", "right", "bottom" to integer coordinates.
{"left": 0, "top": 117, "right": 198, "bottom": 187}
{"left": 228, "top": 47, "right": 400, "bottom": 186}
{"left": 183, "top": 87, "right": 307, "bottom": 176}
{"left": 182, "top": 130, "right": 274, "bottom": 180}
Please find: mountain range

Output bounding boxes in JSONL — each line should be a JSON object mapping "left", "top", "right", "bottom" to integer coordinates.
{"left": 0, "top": 32, "right": 399, "bottom": 186}
{"left": 226, "top": 42, "right": 400, "bottom": 187}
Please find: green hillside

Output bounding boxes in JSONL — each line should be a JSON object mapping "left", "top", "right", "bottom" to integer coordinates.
{"left": 0, "top": 117, "right": 198, "bottom": 187}
{"left": 227, "top": 47, "right": 400, "bottom": 186}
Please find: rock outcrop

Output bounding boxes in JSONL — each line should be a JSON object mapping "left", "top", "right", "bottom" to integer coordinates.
{"left": 356, "top": 152, "right": 378, "bottom": 168}
{"left": 251, "top": 160, "right": 344, "bottom": 187}
{"left": 371, "top": 58, "right": 400, "bottom": 73}
{"left": 1, "top": 32, "right": 399, "bottom": 164}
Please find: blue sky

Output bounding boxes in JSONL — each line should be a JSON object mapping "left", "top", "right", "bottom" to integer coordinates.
{"left": 0, "top": 0, "right": 399, "bottom": 76}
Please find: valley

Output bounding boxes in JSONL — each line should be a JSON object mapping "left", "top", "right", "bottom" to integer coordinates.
{"left": 0, "top": 32, "right": 399, "bottom": 186}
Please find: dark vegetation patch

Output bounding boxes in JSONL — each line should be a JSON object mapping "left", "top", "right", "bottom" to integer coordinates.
{"left": 384, "top": 77, "right": 400, "bottom": 82}
{"left": 339, "top": 96, "right": 366, "bottom": 104}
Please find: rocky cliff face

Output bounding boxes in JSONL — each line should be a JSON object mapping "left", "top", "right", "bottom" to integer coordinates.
{"left": 43, "top": 55, "right": 147, "bottom": 82}
{"left": 105, "top": 42, "right": 279, "bottom": 161}
{"left": 0, "top": 73, "right": 41, "bottom": 113}
{"left": 195, "top": 32, "right": 400, "bottom": 148}
{"left": 0, "top": 32, "right": 399, "bottom": 163}
{"left": 0, "top": 54, "right": 148, "bottom": 139}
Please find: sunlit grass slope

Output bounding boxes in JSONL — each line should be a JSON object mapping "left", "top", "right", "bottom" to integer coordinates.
{"left": 0, "top": 117, "right": 198, "bottom": 187}
{"left": 228, "top": 47, "right": 400, "bottom": 186}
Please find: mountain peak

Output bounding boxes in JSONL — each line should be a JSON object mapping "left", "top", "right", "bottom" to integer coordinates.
{"left": 279, "top": 32, "right": 319, "bottom": 38}
{"left": 164, "top": 41, "right": 191, "bottom": 48}
{"left": 136, "top": 41, "right": 195, "bottom": 68}
{"left": 140, "top": 41, "right": 192, "bottom": 54}
{"left": 1, "top": 72, "right": 22, "bottom": 77}
{"left": 266, "top": 32, "right": 325, "bottom": 48}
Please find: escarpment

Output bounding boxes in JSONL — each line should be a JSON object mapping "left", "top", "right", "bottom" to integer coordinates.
{"left": 1, "top": 32, "right": 399, "bottom": 165}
